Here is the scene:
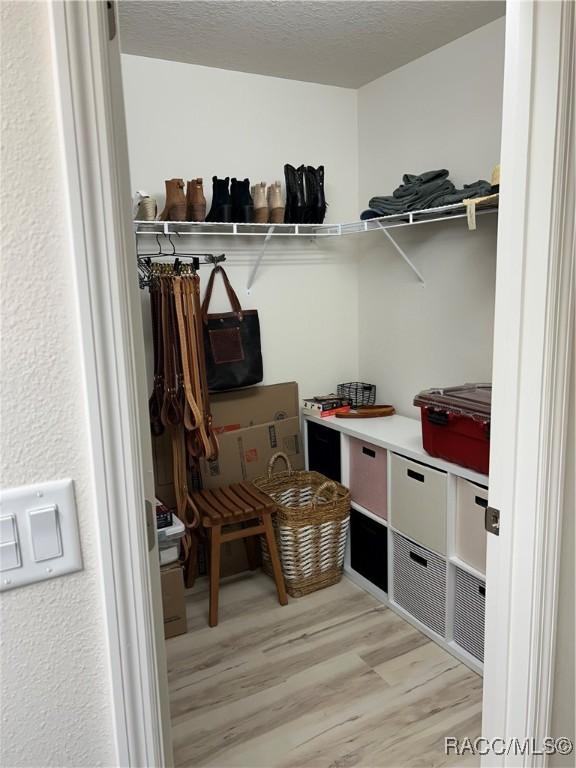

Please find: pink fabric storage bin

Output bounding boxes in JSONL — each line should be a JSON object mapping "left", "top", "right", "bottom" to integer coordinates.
{"left": 349, "top": 438, "right": 387, "bottom": 518}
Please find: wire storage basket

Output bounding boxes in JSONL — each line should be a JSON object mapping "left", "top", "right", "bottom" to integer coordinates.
{"left": 337, "top": 382, "right": 376, "bottom": 409}
{"left": 254, "top": 452, "right": 351, "bottom": 597}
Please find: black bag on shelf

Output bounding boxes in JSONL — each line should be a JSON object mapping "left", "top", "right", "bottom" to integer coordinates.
{"left": 201, "top": 266, "right": 263, "bottom": 392}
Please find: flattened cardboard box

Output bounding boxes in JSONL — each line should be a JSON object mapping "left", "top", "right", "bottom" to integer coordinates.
{"left": 201, "top": 416, "right": 303, "bottom": 488}
{"left": 210, "top": 382, "right": 298, "bottom": 433}
{"left": 160, "top": 562, "right": 187, "bottom": 639}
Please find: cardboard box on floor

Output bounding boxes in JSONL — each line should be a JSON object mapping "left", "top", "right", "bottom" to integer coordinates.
{"left": 210, "top": 382, "right": 299, "bottom": 433}
{"left": 200, "top": 416, "right": 303, "bottom": 488}
{"left": 152, "top": 382, "right": 302, "bottom": 576}
{"left": 160, "top": 562, "right": 187, "bottom": 639}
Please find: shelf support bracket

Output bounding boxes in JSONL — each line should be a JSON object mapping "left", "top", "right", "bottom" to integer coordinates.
{"left": 246, "top": 226, "right": 274, "bottom": 291}
{"left": 376, "top": 221, "right": 425, "bottom": 285}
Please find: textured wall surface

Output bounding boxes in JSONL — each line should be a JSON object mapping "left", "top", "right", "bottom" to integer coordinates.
{"left": 0, "top": 3, "right": 116, "bottom": 766}
{"left": 357, "top": 18, "right": 505, "bottom": 416}
{"left": 122, "top": 55, "right": 360, "bottom": 398}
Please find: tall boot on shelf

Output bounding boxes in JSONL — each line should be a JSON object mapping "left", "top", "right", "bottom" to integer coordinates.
{"left": 186, "top": 178, "right": 206, "bottom": 221}
{"left": 159, "top": 178, "right": 186, "bottom": 221}
{"left": 231, "top": 178, "right": 254, "bottom": 223}
{"left": 283, "top": 164, "right": 305, "bottom": 224}
{"left": 314, "top": 165, "right": 327, "bottom": 224}
{"left": 206, "top": 177, "right": 232, "bottom": 222}
{"left": 252, "top": 182, "right": 268, "bottom": 223}
{"left": 267, "top": 181, "right": 285, "bottom": 224}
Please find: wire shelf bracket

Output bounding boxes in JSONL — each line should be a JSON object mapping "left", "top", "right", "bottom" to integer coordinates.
{"left": 376, "top": 221, "right": 426, "bottom": 285}
{"left": 246, "top": 226, "right": 275, "bottom": 292}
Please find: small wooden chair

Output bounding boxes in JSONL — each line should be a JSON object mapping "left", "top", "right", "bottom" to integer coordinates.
{"left": 191, "top": 482, "right": 288, "bottom": 626}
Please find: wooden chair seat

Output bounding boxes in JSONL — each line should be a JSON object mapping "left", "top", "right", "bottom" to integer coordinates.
{"left": 191, "top": 482, "right": 288, "bottom": 626}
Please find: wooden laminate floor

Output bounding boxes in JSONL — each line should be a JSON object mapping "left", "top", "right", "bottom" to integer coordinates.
{"left": 167, "top": 572, "right": 482, "bottom": 768}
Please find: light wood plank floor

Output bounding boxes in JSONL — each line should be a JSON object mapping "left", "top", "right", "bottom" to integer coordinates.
{"left": 166, "top": 572, "right": 482, "bottom": 768}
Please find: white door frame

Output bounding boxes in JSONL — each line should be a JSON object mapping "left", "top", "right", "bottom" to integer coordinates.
{"left": 482, "top": 1, "right": 574, "bottom": 765}
{"left": 48, "top": 1, "right": 574, "bottom": 766}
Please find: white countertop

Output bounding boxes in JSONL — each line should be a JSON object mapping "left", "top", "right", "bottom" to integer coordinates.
{"left": 302, "top": 411, "right": 489, "bottom": 486}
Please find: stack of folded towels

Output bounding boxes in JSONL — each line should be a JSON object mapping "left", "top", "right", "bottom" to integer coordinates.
{"left": 361, "top": 169, "right": 492, "bottom": 219}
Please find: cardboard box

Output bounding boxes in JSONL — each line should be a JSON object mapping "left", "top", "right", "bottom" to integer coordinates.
{"left": 210, "top": 382, "right": 299, "bottom": 433}
{"left": 160, "top": 563, "right": 187, "bottom": 639}
{"left": 152, "top": 429, "right": 176, "bottom": 509}
{"left": 201, "top": 416, "right": 303, "bottom": 488}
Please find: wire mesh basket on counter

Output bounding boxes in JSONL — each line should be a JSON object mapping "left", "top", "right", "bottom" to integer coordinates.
{"left": 254, "top": 452, "right": 351, "bottom": 597}
{"left": 337, "top": 382, "right": 376, "bottom": 409}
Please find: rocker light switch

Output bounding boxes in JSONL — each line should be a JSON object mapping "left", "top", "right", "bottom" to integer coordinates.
{"left": 0, "top": 479, "right": 82, "bottom": 591}
{"left": 29, "top": 505, "right": 62, "bottom": 561}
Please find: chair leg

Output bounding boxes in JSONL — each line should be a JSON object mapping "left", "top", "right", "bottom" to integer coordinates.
{"left": 208, "top": 526, "right": 221, "bottom": 627}
{"left": 262, "top": 513, "right": 288, "bottom": 606}
{"left": 242, "top": 526, "right": 260, "bottom": 571}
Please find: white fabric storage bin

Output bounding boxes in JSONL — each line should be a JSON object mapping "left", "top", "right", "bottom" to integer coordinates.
{"left": 453, "top": 567, "right": 486, "bottom": 662}
{"left": 349, "top": 438, "right": 387, "bottom": 518}
{"left": 157, "top": 514, "right": 185, "bottom": 567}
{"left": 390, "top": 453, "right": 447, "bottom": 555}
{"left": 455, "top": 479, "right": 488, "bottom": 574}
{"left": 392, "top": 531, "right": 447, "bottom": 637}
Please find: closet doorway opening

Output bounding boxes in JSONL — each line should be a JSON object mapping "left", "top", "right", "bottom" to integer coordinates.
{"left": 120, "top": 2, "right": 503, "bottom": 761}
{"left": 51, "top": 1, "right": 575, "bottom": 767}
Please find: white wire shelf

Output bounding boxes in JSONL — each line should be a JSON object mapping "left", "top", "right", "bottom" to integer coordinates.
{"left": 134, "top": 198, "right": 498, "bottom": 238}
{"left": 134, "top": 197, "right": 498, "bottom": 290}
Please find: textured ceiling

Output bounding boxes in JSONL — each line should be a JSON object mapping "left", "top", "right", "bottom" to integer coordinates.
{"left": 118, "top": 0, "right": 505, "bottom": 88}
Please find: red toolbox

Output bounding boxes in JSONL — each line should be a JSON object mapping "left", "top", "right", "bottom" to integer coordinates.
{"left": 413, "top": 384, "right": 491, "bottom": 475}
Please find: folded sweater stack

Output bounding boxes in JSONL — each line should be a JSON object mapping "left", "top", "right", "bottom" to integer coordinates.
{"left": 362, "top": 169, "right": 492, "bottom": 219}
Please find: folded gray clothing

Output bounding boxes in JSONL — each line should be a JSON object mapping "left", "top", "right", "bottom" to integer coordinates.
{"left": 433, "top": 180, "right": 492, "bottom": 207}
{"left": 368, "top": 171, "right": 491, "bottom": 215}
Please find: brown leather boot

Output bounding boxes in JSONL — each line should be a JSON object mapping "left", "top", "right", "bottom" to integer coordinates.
{"left": 186, "top": 178, "right": 206, "bottom": 221}
{"left": 159, "top": 178, "right": 186, "bottom": 221}
{"left": 267, "top": 181, "right": 285, "bottom": 224}
{"left": 252, "top": 182, "right": 268, "bottom": 223}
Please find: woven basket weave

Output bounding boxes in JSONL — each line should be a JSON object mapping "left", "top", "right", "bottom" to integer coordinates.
{"left": 253, "top": 452, "right": 350, "bottom": 597}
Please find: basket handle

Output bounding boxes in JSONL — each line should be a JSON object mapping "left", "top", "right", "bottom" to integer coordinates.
{"left": 267, "top": 451, "right": 293, "bottom": 478}
{"left": 312, "top": 480, "right": 338, "bottom": 506}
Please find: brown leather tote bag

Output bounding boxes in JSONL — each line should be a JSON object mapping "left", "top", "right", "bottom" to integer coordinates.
{"left": 201, "top": 265, "right": 263, "bottom": 391}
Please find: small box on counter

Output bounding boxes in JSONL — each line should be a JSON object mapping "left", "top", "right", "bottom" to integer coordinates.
{"left": 303, "top": 394, "right": 351, "bottom": 418}
{"left": 160, "top": 562, "right": 187, "bottom": 639}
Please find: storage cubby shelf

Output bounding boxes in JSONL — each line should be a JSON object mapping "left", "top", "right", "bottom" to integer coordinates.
{"left": 303, "top": 411, "right": 488, "bottom": 487}
{"left": 350, "top": 501, "right": 388, "bottom": 527}
{"left": 135, "top": 197, "right": 498, "bottom": 288}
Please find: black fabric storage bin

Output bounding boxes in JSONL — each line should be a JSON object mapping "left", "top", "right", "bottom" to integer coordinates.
{"left": 350, "top": 509, "right": 388, "bottom": 592}
{"left": 306, "top": 421, "right": 341, "bottom": 482}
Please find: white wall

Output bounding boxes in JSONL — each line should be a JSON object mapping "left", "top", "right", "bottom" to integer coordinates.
{"left": 121, "top": 56, "right": 360, "bottom": 398}
{"left": 0, "top": 3, "right": 116, "bottom": 767}
{"left": 357, "top": 18, "right": 505, "bottom": 416}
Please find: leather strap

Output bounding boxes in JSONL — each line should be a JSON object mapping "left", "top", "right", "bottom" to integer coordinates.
{"left": 148, "top": 279, "right": 164, "bottom": 436}
{"left": 173, "top": 277, "right": 203, "bottom": 431}
{"left": 335, "top": 405, "right": 396, "bottom": 419}
{"left": 201, "top": 265, "right": 243, "bottom": 323}
{"left": 191, "top": 274, "right": 219, "bottom": 460}
{"left": 160, "top": 277, "right": 182, "bottom": 427}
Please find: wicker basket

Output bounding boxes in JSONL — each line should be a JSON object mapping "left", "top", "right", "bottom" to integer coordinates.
{"left": 253, "top": 452, "right": 351, "bottom": 597}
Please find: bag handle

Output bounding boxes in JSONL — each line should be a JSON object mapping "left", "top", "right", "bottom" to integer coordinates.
{"left": 267, "top": 451, "right": 293, "bottom": 478}
{"left": 312, "top": 480, "right": 338, "bottom": 506}
{"left": 201, "top": 265, "right": 243, "bottom": 324}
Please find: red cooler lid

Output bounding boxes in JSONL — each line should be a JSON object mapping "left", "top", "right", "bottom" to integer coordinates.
{"left": 414, "top": 383, "right": 491, "bottom": 420}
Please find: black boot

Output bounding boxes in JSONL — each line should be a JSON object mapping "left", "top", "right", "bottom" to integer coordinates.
{"left": 284, "top": 164, "right": 306, "bottom": 224}
{"left": 231, "top": 178, "right": 254, "bottom": 223}
{"left": 206, "top": 176, "right": 232, "bottom": 222}
{"left": 314, "top": 165, "right": 327, "bottom": 223}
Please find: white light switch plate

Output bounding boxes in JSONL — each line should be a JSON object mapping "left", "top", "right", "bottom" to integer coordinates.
{"left": 0, "top": 479, "right": 82, "bottom": 591}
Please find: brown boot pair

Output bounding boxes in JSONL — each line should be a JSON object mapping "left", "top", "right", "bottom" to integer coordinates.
{"left": 159, "top": 178, "right": 207, "bottom": 222}
{"left": 251, "top": 181, "right": 285, "bottom": 224}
